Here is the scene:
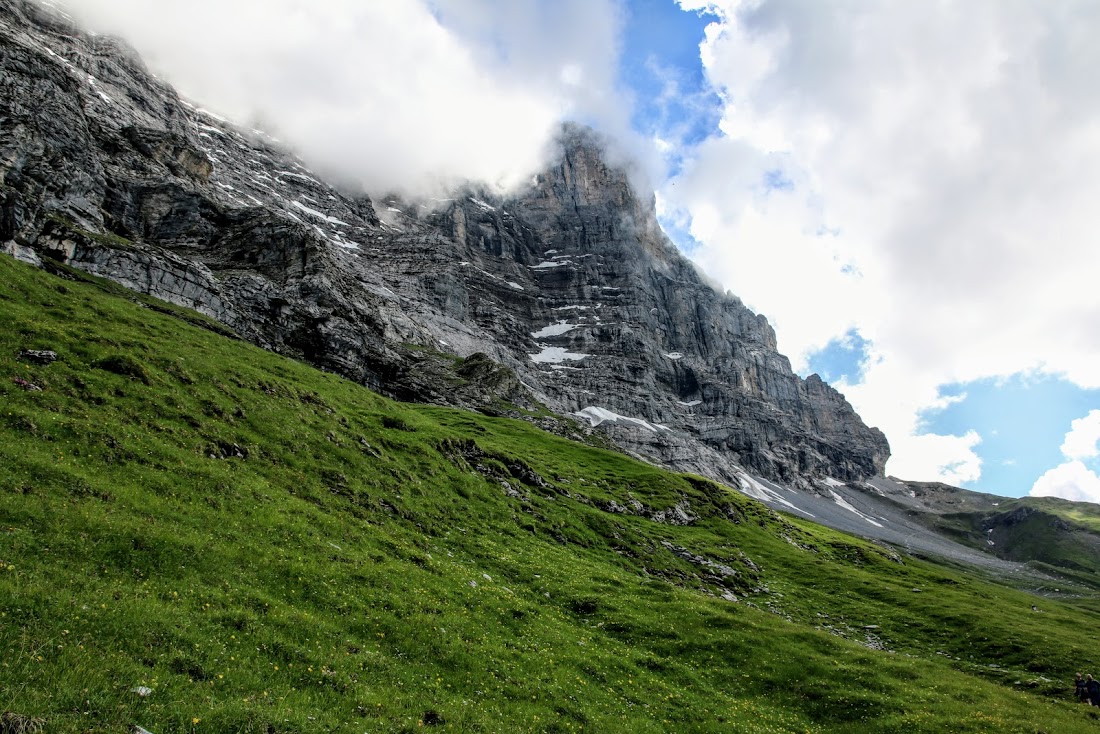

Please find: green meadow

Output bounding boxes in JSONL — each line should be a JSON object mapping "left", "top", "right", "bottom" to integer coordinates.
{"left": 1, "top": 254, "right": 1099, "bottom": 732}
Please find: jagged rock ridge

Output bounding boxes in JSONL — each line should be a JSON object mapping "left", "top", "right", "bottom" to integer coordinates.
{"left": 0, "top": 0, "right": 888, "bottom": 492}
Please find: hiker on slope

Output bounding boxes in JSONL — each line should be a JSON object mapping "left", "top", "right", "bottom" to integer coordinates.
{"left": 1087, "top": 674, "right": 1100, "bottom": 706}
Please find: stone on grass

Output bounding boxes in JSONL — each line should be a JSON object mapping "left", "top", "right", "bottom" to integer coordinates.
{"left": 18, "top": 350, "right": 58, "bottom": 365}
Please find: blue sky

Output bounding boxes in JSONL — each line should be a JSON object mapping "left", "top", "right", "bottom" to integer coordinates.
{"left": 617, "top": 0, "right": 718, "bottom": 256}
{"left": 806, "top": 329, "right": 871, "bottom": 387}
{"left": 919, "top": 377, "right": 1100, "bottom": 497}
{"left": 619, "top": 0, "right": 720, "bottom": 163}
{"left": 65, "top": 0, "right": 1100, "bottom": 502}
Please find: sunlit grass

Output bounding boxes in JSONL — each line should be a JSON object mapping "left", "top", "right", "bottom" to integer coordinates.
{"left": 1, "top": 255, "right": 1099, "bottom": 732}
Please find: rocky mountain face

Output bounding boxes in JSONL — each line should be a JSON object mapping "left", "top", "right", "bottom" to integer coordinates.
{"left": 0, "top": 0, "right": 888, "bottom": 495}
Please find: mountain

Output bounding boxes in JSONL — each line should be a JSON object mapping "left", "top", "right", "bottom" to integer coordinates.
{"left": 0, "top": 0, "right": 886, "bottom": 492}
{"left": 1, "top": 0, "right": 1098, "bottom": 585}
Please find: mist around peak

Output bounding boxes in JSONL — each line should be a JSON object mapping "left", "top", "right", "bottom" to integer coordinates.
{"left": 56, "top": 0, "right": 660, "bottom": 205}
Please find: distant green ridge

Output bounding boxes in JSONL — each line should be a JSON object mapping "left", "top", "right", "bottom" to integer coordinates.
{"left": 889, "top": 481, "right": 1100, "bottom": 587}
{"left": 2, "top": 253, "right": 1099, "bottom": 732}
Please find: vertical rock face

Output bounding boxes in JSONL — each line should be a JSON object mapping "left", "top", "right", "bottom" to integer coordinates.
{"left": 0, "top": 0, "right": 889, "bottom": 490}
{"left": 395, "top": 124, "right": 889, "bottom": 487}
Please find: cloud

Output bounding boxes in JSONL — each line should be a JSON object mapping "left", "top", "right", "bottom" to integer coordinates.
{"left": 61, "top": 0, "right": 630, "bottom": 196}
{"left": 1061, "top": 410, "right": 1100, "bottom": 461}
{"left": 891, "top": 432, "right": 984, "bottom": 487}
{"left": 836, "top": 357, "right": 982, "bottom": 486}
{"left": 1030, "top": 461, "right": 1100, "bottom": 505}
{"left": 667, "top": 0, "right": 1100, "bottom": 483}
{"left": 1030, "top": 410, "right": 1100, "bottom": 504}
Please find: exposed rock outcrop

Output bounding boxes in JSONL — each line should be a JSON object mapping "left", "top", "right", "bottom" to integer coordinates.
{"left": 0, "top": 0, "right": 888, "bottom": 492}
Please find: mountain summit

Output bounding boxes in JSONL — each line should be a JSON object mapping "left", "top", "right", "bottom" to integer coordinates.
{"left": 408, "top": 123, "right": 891, "bottom": 490}
{"left": 0, "top": 0, "right": 886, "bottom": 495}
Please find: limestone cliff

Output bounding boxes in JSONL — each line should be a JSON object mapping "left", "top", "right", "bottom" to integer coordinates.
{"left": 0, "top": 0, "right": 888, "bottom": 491}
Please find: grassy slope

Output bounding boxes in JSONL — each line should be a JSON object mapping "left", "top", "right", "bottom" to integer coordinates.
{"left": 1, "top": 254, "right": 1100, "bottom": 733}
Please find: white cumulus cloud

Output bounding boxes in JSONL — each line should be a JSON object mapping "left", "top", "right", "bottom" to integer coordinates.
{"left": 668, "top": 0, "right": 1100, "bottom": 484}
{"left": 1061, "top": 410, "right": 1100, "bottom": 461}
{"left": 1031, "top": 461, "right": 1100, "bottom": 505}
{"left": 1030, "top": 410, "right": 1100, "bottom": 504}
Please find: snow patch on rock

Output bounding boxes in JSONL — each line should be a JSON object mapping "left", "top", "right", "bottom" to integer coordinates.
{"left": 292, "top": 201, "right": 349, "bottom": 226}
{"left": 738, "top": 474, "right": 815, "bottom": 517}
{"left": 574, "top": 406, "right": 670, "bottom": 433}
{"left": 827, "top": 489, "right": 883, "bottom": 527}
{"left": 530, "top": 346, "right": 587, "bottom": 364}
{"left": 531, "top": 321, "right": 578, "bottom": 339}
